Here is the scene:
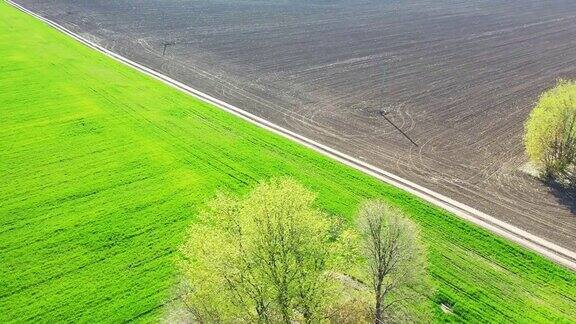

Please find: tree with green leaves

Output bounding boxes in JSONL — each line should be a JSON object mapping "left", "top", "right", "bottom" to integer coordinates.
{"left": 525, "top": 80, "right": 576, "bottom": 183}
{"left": 179, "top": 179, "right": 339, "bottom": 323}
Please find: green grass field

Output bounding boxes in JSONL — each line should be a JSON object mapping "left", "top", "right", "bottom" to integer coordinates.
{"left": 0, "top": 2, "right": 575, "bottom": 322}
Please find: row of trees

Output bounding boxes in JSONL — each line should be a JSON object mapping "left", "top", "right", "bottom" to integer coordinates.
{"left": 178, "top": 179, "right": 430, "bottom": 323}
{"left": 525, "top": 79, "right": 576, "bottom": 185}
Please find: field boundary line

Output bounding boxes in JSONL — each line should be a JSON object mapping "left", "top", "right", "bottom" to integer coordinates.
{"left": 7, "top": 0, "right": 576, "bottom": 270}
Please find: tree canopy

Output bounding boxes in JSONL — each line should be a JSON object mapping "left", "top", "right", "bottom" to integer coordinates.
{"left": 179, "top": 179, "right": 339, "bottom": 323}
{"left": 525, "top": 80, "right": 576, "bottom": 182}
{"left": 178, "top": 179, "right": 429, "bottom": 323}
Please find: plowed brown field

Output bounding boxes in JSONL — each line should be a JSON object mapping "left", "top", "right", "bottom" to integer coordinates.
{"left": 15, "top": 0, "right": 576, "bottom": 250}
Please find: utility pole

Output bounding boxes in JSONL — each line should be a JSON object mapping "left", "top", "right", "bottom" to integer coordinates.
{"left": 162, "top": 41, "right": 175, "bottom": 57}
{"left": 379, "top": 62, "right": 418, "bottom": 147}
{"left": 380, "top": 110, "right": 418, "bottom": 147}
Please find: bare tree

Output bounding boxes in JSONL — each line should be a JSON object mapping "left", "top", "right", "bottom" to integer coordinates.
{"left": 357, "top": 201, "right": 428, "bottom": 323}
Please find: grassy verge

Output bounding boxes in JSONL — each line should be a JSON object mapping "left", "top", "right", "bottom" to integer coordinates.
{"left": 0, "top": 2, "right": 574, "bottom": 322}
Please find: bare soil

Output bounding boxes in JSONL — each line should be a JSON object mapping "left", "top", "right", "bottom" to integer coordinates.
{"left": 15, "top": 0, "right": 576, "bottom": 250}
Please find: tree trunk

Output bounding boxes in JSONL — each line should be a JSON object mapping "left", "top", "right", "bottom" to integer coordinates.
{"left": 374, "top": 280, "right": 383, "bottom": 324}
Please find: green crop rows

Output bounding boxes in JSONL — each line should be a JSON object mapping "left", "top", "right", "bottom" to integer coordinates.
{"left": 0, "top": 2, "right": 574, "bottom": 322}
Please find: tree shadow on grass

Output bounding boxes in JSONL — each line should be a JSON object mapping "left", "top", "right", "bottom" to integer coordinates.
{"left": 543, "top": 177, "right": 576, "bottom": 215}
